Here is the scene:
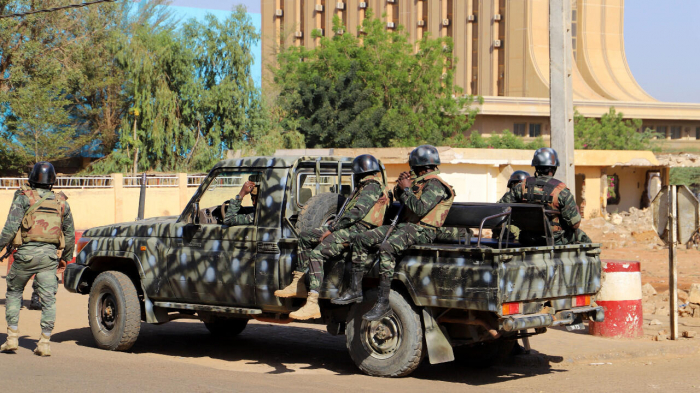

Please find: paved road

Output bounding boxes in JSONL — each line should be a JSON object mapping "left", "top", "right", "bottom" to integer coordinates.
{"left": 0, "top": 281, "right": 698, "bottom": 392}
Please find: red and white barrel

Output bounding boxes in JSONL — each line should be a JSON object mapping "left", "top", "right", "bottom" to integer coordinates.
{"left": 589, "top": 260, "right": 644, "bottom": 338}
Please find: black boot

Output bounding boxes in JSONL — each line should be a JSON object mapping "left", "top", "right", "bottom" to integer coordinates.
{"left": 28, "top": 291, "right": 42, "bottom": 311}
{"left": 332, "top": 269, "right": 364, "bottom": 305}
{"left": 363, "top": 275, "right": 392, "bottom": 321}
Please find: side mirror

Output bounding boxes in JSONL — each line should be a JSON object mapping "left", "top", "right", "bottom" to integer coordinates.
{"left": 192, "top": 202, "right": 200, "bottom": 225}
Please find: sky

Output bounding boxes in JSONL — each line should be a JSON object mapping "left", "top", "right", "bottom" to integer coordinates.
{"left": 624, "top": 0, "right": 700, "bottom": 103}
{"left": 165, "top": 0, "right": 700, "bottom": 104}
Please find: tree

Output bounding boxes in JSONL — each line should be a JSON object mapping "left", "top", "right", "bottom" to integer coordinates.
{"left": 274, "top": 12, "right": 479, "bottom": 148}
{"left": 447, "top": 130, "right": 546, "bottom": 150}
{"left": 574, "top": 107, "right": 654, "bottom": 150}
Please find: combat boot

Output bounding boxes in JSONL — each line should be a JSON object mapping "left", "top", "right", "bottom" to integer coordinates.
{"left": 332, "top": 270, "right": 364, "bottom": 305}
{"left": 274, "top": 271, "right": 308, "bottom": 298}
{"left": 34, "top": 333, "right": 51, "bottom": 357}
{"left": 289, "top": 292, "right": 321, "bottom": 320}
{"left": 28, "top": 291, "right": 42, "bottom": 310}
{"left": 363, "top": 275, "right": 392, "bottom": 321}
{"left": 1, "top": 327, "right": 19, "bottom": 352}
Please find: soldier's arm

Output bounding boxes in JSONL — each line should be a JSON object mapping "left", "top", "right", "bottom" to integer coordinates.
{"left": 331, "top": 182, "right": 382, "bottom": 231}
{"left": 0, "top": 194, "right": 29, "bottom": 249}
{"left": 499, "top": 185, "right": 521, "bottom": 204}
{"left": 61, "top": 203, "right": 76, "bottom": 262}
{"left": 558, "top": 189, "right": 582, "bottom": 229}
{"left": 399, "top": 179, "right": 447, "bottom": 217}
{"left": 223, "top": 199, "right": 254, "bottom": 226}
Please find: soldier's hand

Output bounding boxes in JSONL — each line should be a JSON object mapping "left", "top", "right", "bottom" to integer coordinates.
{"left": 377, "top": 195, "right": 389, "bottom": 205}
{"left": 57, "top": 260, "right": 67, "bottom": 275}
{"left": 319, "top": 230, "right": 332, "bottom": 242}
{"left": 238, "top": 181, "right": 256, "bottom": 198}
{"left": 397, "top": 177, "right": 412, "bottom": 190}
{"left": 397, "top": 171, "right": 411, "bottom": 181}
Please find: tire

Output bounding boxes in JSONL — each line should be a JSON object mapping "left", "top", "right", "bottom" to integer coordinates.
{"left": 346, "top": 288, "right": 424, "bottom": 377}
{"left": 204, "top": 318, "right": 249, "bottom": 337}
{"left": 296, "top": 192, "right": 345, "bottom": 233}
{"left": 88, "top": 271, "right": 141, "bottom": 351}
{"left": 454, "top": 338, "right": 516, "bottom": 368}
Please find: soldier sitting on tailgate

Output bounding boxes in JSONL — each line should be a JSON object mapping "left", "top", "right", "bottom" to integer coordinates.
{"left": 223, "top": 176, "right": 259, "bottom": 226}
{"left": 275, "top": 154, "right": 389, "bottom": 320}
{"left": 500, "top": 148, "right": 591, "bottom": 245}
{"left": 496, "top": 170, "right": 530, "bottom": 242}
{"left": 351, "top": 145, "right": 455, "bottom": 321}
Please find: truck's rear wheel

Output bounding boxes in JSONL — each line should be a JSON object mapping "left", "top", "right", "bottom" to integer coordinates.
{"left": 204, "top": 318, "right": 248, "bottom": 337}
{"left": 346, "top": 288, "right": 424, "bottom": 377}
{"left": 296, "top": 192, "right": 345, "bottom": 233}
{"left": 88, "top": 271, "right": 141, "bottom": 351}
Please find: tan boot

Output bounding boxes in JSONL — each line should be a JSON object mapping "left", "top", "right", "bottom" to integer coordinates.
{"left": 34, "top": 334, "right": 51, "bottom": 357}
{"left": 1, "top": 327, "right": 19, "bottom": 352}
{"left": 289, "top": 292, "right": 321, "bottom": 320}
{"left": 274, "top": 271, "right": 308, "bottom": 298}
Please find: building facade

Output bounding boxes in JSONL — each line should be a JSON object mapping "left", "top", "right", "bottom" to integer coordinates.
{"left": 261, "top": 0, "right": 700, "bottom": 147}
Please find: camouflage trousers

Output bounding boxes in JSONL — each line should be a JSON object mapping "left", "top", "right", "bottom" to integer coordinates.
{"left": 297, "top": 224, "right": 366, "bottom": 292}
{"left": 6, "top": 243, "right": 60, "bottom": 332}
{"left": 352, "top": 223, "right": 436, "bottom": 277}
{"left": 555, "top": 228, "right": 592, "bottom": 245}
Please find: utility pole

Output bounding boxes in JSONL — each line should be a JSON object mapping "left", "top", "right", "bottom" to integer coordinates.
{"left": 130, "top": 108, "right": 140, "bottom": 176}
{"left": 549, "top": 0, "right": 575, "bottom": 195}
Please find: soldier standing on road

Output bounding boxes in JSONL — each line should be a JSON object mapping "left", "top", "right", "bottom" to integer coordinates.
{"left": 500, "top": 148, "right": 591, "bottom": 245}
{"left": 352, "top": 145, "right": 455, "bottom": 321}
{"left": 275, "top": 155, "right": 388, "bottom": 320}
{"left": 224, "top": 178, "right": 258, "bottom": 226}
{"left": 0, "top": 162, "right": 75, "bottom": 356}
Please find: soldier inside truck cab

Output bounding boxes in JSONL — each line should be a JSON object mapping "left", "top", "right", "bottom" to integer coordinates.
{"left": 223, "top": 176, "right": 259, "bottom": 226}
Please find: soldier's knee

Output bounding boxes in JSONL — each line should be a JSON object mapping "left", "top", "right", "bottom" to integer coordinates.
{"left": 378, "top": 241, "right": 395, "bottom": 256}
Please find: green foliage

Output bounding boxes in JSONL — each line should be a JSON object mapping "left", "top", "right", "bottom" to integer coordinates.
{"left": 274, "top": 12, "right": 478, "bottom": 148}
{"left": 574, "top": 107, "right": 654, "bottom": 150}
{"left": 670, "top": 167, "right": 700, "bottom": 191}
{"left": 447, "top": 130, "right": 546, "bottom": 149}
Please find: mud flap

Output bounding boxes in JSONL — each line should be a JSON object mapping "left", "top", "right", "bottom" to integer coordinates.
{"left": 422, "top": 309, "right": 455, "bottom": 364}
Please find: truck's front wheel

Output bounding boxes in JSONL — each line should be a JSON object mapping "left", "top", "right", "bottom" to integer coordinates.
{"left": 88, "top": 271, "right": 141, "bottom": 351}
{"left": 346, "top": 289, "right": 424, "bottom": 377}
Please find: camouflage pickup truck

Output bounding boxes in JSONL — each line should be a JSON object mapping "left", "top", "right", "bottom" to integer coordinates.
{"left": 64, "top": 156, "right": 604, "bottom": 377}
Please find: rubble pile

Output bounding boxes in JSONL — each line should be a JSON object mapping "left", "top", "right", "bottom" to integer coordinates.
{"left": 642, "top": 283, "right": 700, "bottom": 319}
{"left": 581, "top": 207, "right": 662, "bottom": 249}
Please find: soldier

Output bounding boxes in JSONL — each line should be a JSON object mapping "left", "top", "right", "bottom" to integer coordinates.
{"left": 352, "top": 145, "right": 455, "bottom": 321}
{"left": 497, "top": 170, "right": 530, "bottom": 242}
{"left": 275, "top": 154, "right": 388, "bottom": 320}
{"left": 223, "top": 179, "right": 258, "bottom": 226}
{"left": 500, "top": 147, "right": 591, "bottom": 245}
{"left": 0, "top": 162, "right": 75, "bottom": 356}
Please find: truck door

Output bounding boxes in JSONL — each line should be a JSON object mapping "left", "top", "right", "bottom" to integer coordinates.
{"left": 168, "top": 170, "right": 260, "bottom": 306}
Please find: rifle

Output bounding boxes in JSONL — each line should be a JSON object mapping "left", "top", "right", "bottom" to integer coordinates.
{"left": 368, "top": 203, "right": 404, "bottom": 271}
{"left": 0, "top": 244, "right": 15, "bottom": 261}
{"left": 330, "top": 187, "right": 359, "bottom": 228}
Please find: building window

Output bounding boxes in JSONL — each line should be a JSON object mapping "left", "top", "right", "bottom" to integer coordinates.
{"left": 529, "top": 123, "right": 541, "bottom": 138}
{"left": 656, "top": 126, "right": 667, "bottom": 139}
{"left": 513, "top": 123, "right": 526, "bottom": 137}
{"left": 607, "top": 174, "right": 620, "bottom": 206}
{"left": 696, "top": 127, "right": 700, "bottom": 140}
{"left": 670, "top": 126, "right": 682, "bottom": 140}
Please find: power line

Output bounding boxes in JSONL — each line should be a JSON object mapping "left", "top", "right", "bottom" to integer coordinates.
{"left": 0, "top": 0, "right": 116, "bottom": 19}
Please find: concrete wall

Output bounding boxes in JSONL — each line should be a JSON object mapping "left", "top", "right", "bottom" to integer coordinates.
{"left": 604, "top": 166, "right": 649, "bottom": 214}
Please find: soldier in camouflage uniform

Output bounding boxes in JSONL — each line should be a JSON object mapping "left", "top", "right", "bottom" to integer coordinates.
{"left": 0, "top": 162, "right": 75, "bottom": 356}
{"left": 497, "top": 170, "right": 530, "bottom": 241}
{"left": 275, "top": 155, "right": 388, "bottom": 320}
{"left": 500, "top": 148, "right": 591, "bottom": 245}
{"left": 352, "top": 145, "right": 455, "bottom": 321}
{"left": 223, "top": 179, "right": 258, "bottom": 226}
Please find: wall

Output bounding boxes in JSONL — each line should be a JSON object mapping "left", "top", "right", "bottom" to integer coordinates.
{"left": 604, "top": 166, "right": 649, "bottom": 214}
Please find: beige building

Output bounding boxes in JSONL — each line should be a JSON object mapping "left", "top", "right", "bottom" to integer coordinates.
{"left": 261, "top": 0, "right": 700, "bottom": 147}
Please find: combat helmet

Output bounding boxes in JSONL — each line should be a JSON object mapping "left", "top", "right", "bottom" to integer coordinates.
{"left": 408, "top": 145, "right": 440, "bottom": 168}
{"left": 352, "top": 154, "right": 382, "bottom": 175}
{"left": 531, "top": 147, "right": 559, "bottom": 169}
{"left": 507, "top": 170, "right": 530, "bottom": 189}
{"left": 28, "top": 162, "right": 56, "bottom": 189}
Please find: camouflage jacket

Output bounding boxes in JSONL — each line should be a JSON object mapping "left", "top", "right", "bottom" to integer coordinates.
{"left": 0, "top": 187, "right": 75, "bottom": 263}
{"left": 329, "top": 181, "right": 383, "bottom": 232}
{"left": 223, "top": 199, "right": 255, "bottom": 226}
{"left": 395, "top": 172, "right": 449, "bottom": 228}
{"left": 499, "top": 175, "right": 582, "bottom": 242}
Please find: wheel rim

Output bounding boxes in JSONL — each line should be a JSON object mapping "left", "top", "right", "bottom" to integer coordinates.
{"left": 361, "top": 314, "right": 403, "bottom": 359}
{"left": 97, "top": 291, "right": 118, "bottom": 331}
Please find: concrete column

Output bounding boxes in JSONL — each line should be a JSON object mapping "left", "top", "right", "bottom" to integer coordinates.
{"left": 549, "top": 0, "right": 575, "bottom": 194}
{"left": 178, "top": 173, "right": 189, "bottom": 213}
{"left": 112, "top": 173, "right": 123, "bottom": 224}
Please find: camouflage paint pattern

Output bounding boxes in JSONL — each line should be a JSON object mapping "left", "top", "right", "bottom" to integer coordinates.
{"left": 499, "top": 175, "right": 591, "bottom": 245}
{"left": 65, "top": 156, "right": 602, "bottom": 330}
